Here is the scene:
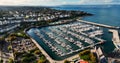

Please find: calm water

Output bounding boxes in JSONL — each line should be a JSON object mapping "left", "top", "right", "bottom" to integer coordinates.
{"left": 27, "top": 5, "right": 120, "bottom": 60}
{"left": 53, "top": 5, "right": 120, "bottom": 27}
{"left": 27, "top": 24, "right": 115, "bottom": 60}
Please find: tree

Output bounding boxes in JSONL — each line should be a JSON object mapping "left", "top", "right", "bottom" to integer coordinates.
{"left": 0, "top": 37, "right": 5, "bottom": 63}
{"left": 79, "top": 49, "right": 97, "bottom": 63}
{"left": 0, "top": 59, "right": 3, "bottom": 63}
{"left": 0, "top": 37, "right": 4, "bottom": 41}
{"left": 8, "top": 45, "right": 12, "bottom": 51}
{"left": 64, "top": 60, "right": 70, "bottom": 63}
{"left": 80, "top": 55, "right": 90, "bottom": 61}
{"left": 8, "top": 58, "right": 14, "bottom": 63}
{"left": 34, "top": 50, "right": 41, "bottom": 55}
{"left": 0, "top": 37, "right": 5, "bottom": 45}
{"left": 21, "top": 53, "right": 36, "bottom": 63}
{"left": 79, "top": 49, "right": 90, "bottom": 57}
{"left": 6, "top": 36, "right": 16, "bottom": 42}
{"left": 38, "top": 56, "right": 46, "bottom": 63}
{"left": 90, "top": 53, "right": 96, "bottom": 63}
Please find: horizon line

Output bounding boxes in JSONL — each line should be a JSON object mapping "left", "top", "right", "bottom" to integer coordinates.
{"left": 0, "top": 4, "right": 120, "bottom": 7}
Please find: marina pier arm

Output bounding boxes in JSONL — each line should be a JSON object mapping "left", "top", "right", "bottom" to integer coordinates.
{"left": 77, "top": 19, "right": 120, "bottom": 29}
{"left": 109, "top": 29, "right": 120, "bottom": 49}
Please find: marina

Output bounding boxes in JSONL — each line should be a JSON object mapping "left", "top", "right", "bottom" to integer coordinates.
{"left": 27, "top": 21, "right": 106, "bottom": 60}
{"left": 0, "top": 4, "right": 120, "bottom": 63}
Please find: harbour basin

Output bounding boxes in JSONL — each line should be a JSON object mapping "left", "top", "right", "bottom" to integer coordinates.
{"left": 27, "top": 21, "right": 115, "bottom": 60}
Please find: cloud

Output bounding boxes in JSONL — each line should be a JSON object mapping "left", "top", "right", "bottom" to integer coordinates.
{"left": 0, "top": 0, "right": 26, "bottom": 5}
{"left": 0, "top": 0, "right": 59, "bottom": 6}
{"left": 0, "top": 0, "right": 119, "bottom": 6}
{"left": 79, "top": 0, "right": 113, "bottom": 4}
{"left": 25, "top": 0, "right": 61, "bottom": 6}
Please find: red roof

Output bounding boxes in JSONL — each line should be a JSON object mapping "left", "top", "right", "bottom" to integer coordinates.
{"left": 80, "top": 61, "right": 89, "bottom": 63}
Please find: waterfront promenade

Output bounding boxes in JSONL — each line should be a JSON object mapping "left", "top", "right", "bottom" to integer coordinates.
{"left": 77, "top": 19, "right": 119, "bottom": 29}
{"left": 109, "top": 29, "right": 120, "bottom": 49}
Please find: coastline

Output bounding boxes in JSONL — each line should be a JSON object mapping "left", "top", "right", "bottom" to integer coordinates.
{"left": 24, "top": 18, "right": 76, "bottom": 33}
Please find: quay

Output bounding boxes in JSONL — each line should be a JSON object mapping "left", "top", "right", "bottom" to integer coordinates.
{"left": 77, "top": 19, "right": 119, "bottom": 29}
{"left": 109, "top": 29, "right": 120, "bottom": 49}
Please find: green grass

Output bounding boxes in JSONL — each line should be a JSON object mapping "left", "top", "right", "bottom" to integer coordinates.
{"left": 79, "top": 49, "right": 97, "bottom": 63}
{"left": 80, "top": 55, "right": 90, "bottom": 61}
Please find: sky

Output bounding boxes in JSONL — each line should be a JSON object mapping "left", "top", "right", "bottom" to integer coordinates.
{"left": 0, "top": 0, "right": 120, "bottom": 6}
